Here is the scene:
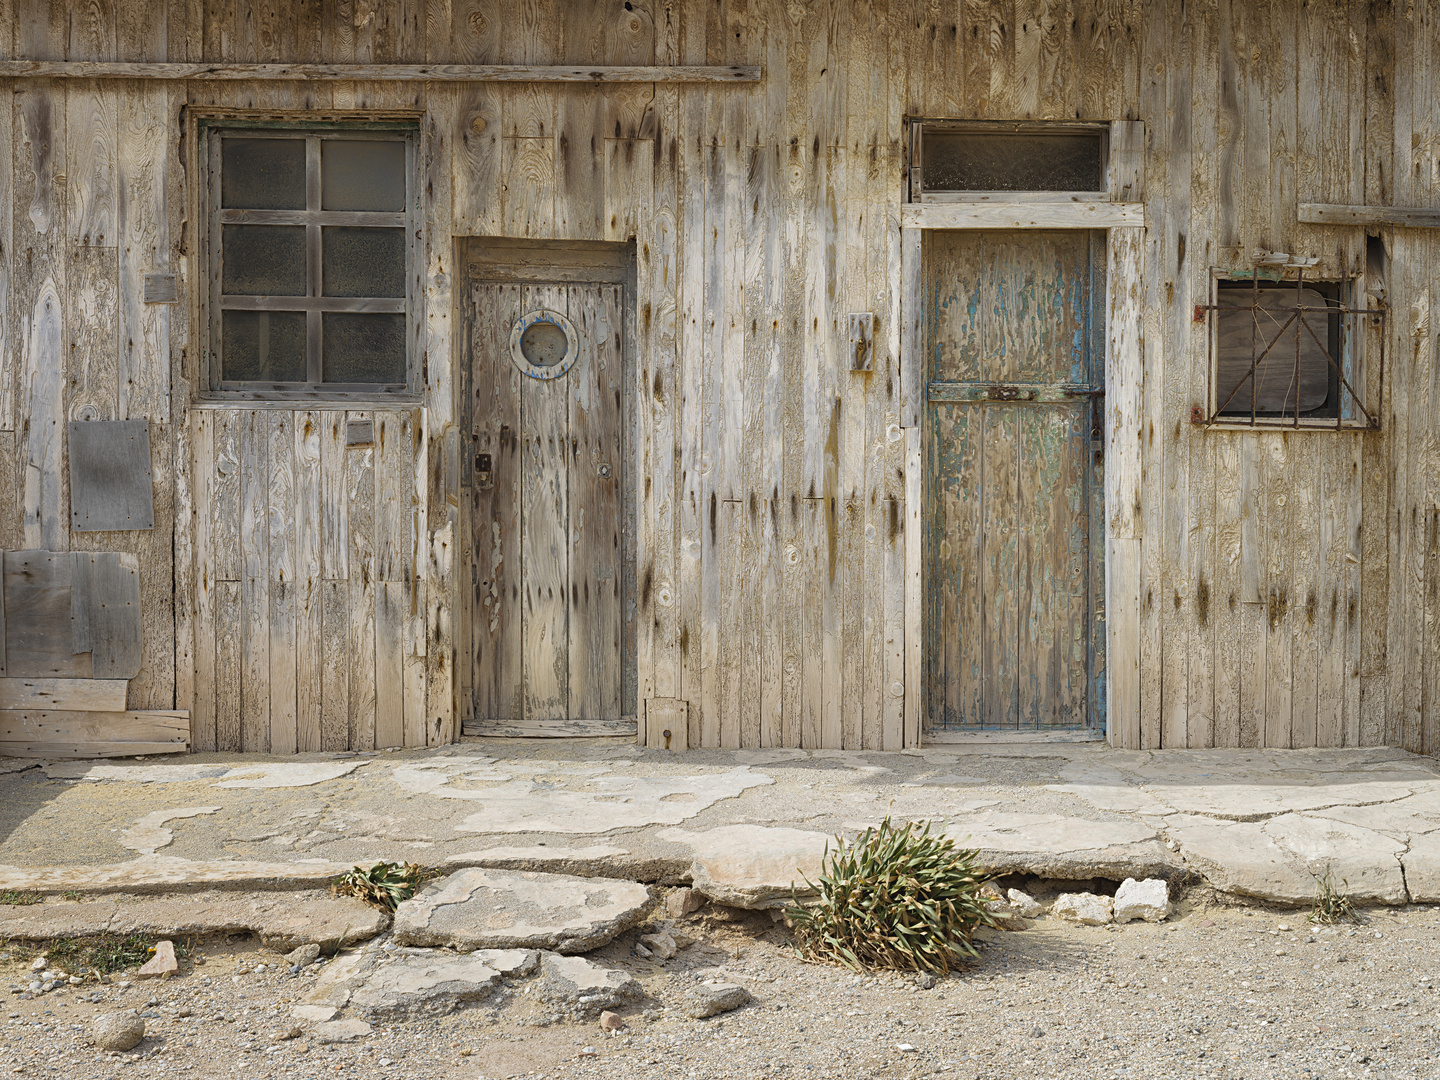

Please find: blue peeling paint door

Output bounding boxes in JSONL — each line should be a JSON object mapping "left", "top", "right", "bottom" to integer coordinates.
{"left": 924, "top": 231, "right": 1105, "bottom": 732}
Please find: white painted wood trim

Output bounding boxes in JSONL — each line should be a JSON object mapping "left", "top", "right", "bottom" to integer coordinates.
{"left": 900, "top": 202, "right": 1145, "bottom": 231}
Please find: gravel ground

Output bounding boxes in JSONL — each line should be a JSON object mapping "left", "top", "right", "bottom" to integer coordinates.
{"left": 4, "top": 887, "right": 1439, "bottom": 1080}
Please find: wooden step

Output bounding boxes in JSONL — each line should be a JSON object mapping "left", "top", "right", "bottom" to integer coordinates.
{"left": 0, "top": 709, "right": 189, "bottom": 759}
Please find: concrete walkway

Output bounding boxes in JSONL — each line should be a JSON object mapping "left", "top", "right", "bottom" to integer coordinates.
{"left": 1, "top": 741, "right": 1437, "bottom": 909}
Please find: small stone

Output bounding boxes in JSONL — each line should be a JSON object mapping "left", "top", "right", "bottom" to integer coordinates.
{"left": 685, "top": 981, "right": 751, "bottom": 1019}
{"left": 29, "top": 958, "right": 47, "bottom": 973}
{"left": 272, "top": 1026, "right": 302, "bottom": 1042}
{"left": 539, "top": 955, "right": 643, "bottom": 1020}
{"left": 599, "top": 1010, "right": 627, "bottom": 1031}
{"left": 665, "top": 888, "right": 704, "bottom": 919}
{"left": 92, "top": 1011, "right": 146, "bottom": 1051}
{"left": 897, "top": 1043, "right": 919, "bottom": 1053}
{"left": 579, "top": 1047, "right": 598, "bottom": 1058}
{"left": 1113, "top": 879, "right": 1170, "bottom": 924}
{"left": 311, "top": 1019, "right": 372, "bottom": 1044}
{"left": 284, "top": 944, "right": 322, "bottom": 969}
{"left": 138, "top": 941, "right": 178, "bottom": 979}
{"left": 638, "top": 931, "right": 678, "bottom": 960}
{"left": 912, "top": 973, "right": 937, "bottom": 990}
{"left": 1053, "top": 892, "right": 1114, "bottom": 926}
{"left": 67, "top": 976, "right": 82, "bottom": 986}
{"left": 634, "top": 943, "right": 653, "bottom": 959}
{"left": 291, "top": 1004, "right": 338, "bottom": 1023}
{"left": 1006, "top": 889, "right": 1046, "bottom": 918}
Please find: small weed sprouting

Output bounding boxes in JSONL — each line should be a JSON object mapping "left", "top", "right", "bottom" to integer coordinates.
{"left": 1309, "top": 864, "right": 1362, "bottom": 925}
{"left": 333, "top": 862, "right": 435, "bottom": 911}
{"left": 42, "top": 934, "right": 176, "bottom": 975}
{"left": 0, "top": 891, "right": 42, "bottom": 907}
{"left": 784, "top": 817, "right": 997, "bottom": 975}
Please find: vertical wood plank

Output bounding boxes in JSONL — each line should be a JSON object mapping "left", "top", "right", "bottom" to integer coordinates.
{"left": 239, "top": 411, "right": 270, "bottom": 752}
{"left": 375, "top": 580, "right": 406, "bottom": 747}
{"left": 268, "top": 410, "right": 297, "bottom": 755}
{"left": 295, "top": 410, "right": 323, "bottom": 752}
{"left": 321, "top": 578, "right": 349, "bottom": 750}
{"left": 190, "top": 410, "right": 217, "bottom": 751}
{"left": 520, "top": 284, "right": 570, "bottom": 720}
{"left": 569, "top": 284, "right": 624, "bottom": 721}
{"left": 118, "top": 81, "right": 172, "bottom": 423}
{"left": 347, "top": 411, "right": 376, "bottom": 750}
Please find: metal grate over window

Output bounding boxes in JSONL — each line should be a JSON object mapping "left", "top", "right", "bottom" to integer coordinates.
{"left": 1195, "top": 268, "right": 1386, "bottom": 430}
{"left": 205, "top": 125, "right": 416, "bottom": 396}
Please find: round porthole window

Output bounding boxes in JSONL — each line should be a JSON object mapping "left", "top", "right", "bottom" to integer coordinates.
{"left": 509, "top": 309, "right": 580, "bottom": 380}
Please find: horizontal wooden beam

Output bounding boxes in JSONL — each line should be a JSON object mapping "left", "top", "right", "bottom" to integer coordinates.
{"left": 0, "top": 60, "right": 760, "bottom": 84}
{"left": 0, "top": 709, "right": 189, "bottom": 759}
{"left": 901, "top": 201, "right": 1146, "bottom": 230}
{"left": 462, "top": 717, "right": 639, "bottom": 738}
{"left": 0, "top": 678, "right": 128, "bottom": 711}
{"left": 1299, "top": 203, "right": 1440, "bottom": 228}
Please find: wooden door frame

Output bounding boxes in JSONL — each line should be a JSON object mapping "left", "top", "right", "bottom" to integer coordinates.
{"left": 456, "top": 239, "right": 639, "bottom": 737}
{"left": 898, "top": 120, "right": 1147, "bottom": 749}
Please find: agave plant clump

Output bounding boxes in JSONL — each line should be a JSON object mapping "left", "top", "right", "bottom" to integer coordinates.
{"left": 785, "top": 817, "right": 996, "bottom": 974}
{"left": 334, "top": 861, "right": 433, "bottom": 911}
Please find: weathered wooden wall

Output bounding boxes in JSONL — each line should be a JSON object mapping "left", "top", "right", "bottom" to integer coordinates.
{"left": 0, "top": 0, "right": 1435, "bottom": 752}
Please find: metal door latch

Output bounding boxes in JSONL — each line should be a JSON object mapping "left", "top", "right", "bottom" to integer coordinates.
{"left": 475, "top": 452, "right": 493, "bottom": 488}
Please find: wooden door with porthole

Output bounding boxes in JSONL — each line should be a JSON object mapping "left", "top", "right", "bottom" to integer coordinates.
{"left": 466, "top": 279, "right": 624, "bottom": 731}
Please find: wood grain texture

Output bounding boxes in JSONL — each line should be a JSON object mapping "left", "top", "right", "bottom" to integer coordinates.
{"left": 0, "top": 61, "right": 762, "bottom": 81}
{"left": 0, "top": 678, "right": 128, "bottom": 711}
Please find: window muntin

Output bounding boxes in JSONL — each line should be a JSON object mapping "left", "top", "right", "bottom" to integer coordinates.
{"left": 206, "top": 127, "right": 414, "bottom": 395}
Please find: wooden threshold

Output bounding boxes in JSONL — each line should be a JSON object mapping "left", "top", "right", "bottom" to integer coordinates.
{"left": 924, "top": 728, "right": 1105, "bottom": 745}
{"left": 0, "top": 61, "right": 760, "bottom": 84}
{"left": 462, "top": 718, "right": 639, "bottom": 739}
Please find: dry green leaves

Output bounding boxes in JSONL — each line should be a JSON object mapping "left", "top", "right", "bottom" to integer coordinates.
{"left": 785, "top": 817, "right": 996, "bottom": 974}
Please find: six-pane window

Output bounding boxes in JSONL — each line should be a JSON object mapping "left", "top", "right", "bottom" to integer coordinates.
{"left": 209, "top": 128, "right": 413, "bottom": 393}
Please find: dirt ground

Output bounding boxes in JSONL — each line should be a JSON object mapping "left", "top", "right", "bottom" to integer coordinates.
{"left": 3, "top": 887, "right": 1439, "bottom": 1080}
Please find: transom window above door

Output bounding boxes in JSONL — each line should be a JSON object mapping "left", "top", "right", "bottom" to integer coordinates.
{"left": 909, "top": 122, "right": 1108, "bottom": 201}
{"left": 202, "top": 124, "right": 417, "bottom": 398}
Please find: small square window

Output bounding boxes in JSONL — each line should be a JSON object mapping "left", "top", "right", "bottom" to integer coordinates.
{"left": 204, "top": 125, "right": 415, "bottom": 396}
{"left": 1214, "top": 282, "right": 1340, "bottom": 418}
{"left": 1202, "top": 275, "right": 1383, "bottom": 429}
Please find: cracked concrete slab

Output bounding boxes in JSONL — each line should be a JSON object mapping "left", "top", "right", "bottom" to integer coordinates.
{"left": 659, "top": 825, "right": 832, "bottom": 908}
{"left": 0, "top": 890, "right": 385, "bottom": 949}
{"left": 309, "top": 946, "right": 537, "bottom": 1019}
{"left": 392, "top": 868, "right": 654, "bottom": 953}
{"left": 120, "top": 807, "right": 221, "bottom": 854}
{"left": 5, "top": 743, "right": 1440, "bottom": 910}
{"left": 1164, "top": 812, "right": 1408, "bottom": 905}
{"left": 0, "top": 856, "right": 352, "bottom": 894}
{"left": 44, "top": 761, "right": 367, "bottom": 787}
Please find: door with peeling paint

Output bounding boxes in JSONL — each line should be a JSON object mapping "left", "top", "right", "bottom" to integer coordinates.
{"left": 924, "top": 230, "right": 1106, "bottom": 733}
{"left": 466, "top": 278, "right": 625, "bottom": 730}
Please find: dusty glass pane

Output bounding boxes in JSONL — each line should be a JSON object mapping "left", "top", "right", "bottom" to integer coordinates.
{"left": 222, "top": 225, "right": 307, "bottom": 295}
{"left": 520, "top": 320, "right": 569, "bottom": 367}
{"left": 323, "top": 313, "right": 406, "bottom": 383}
{"left": 1215, "top": 286, "right": 1335, "bottom": 416}
{"left": 922, "top": 131, "right": 1104, "bottom": 192}
{"left": 220, "top": 311, "right": 308, "bottom": 382}
{"left": 322, "top": 227, "right": 406, "bottom": 297}
{"left": 321, "top": 140, "right": 407, "bottom": 211}
{"left": 221, "top": 138, "right": 306, "bottom": 210}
